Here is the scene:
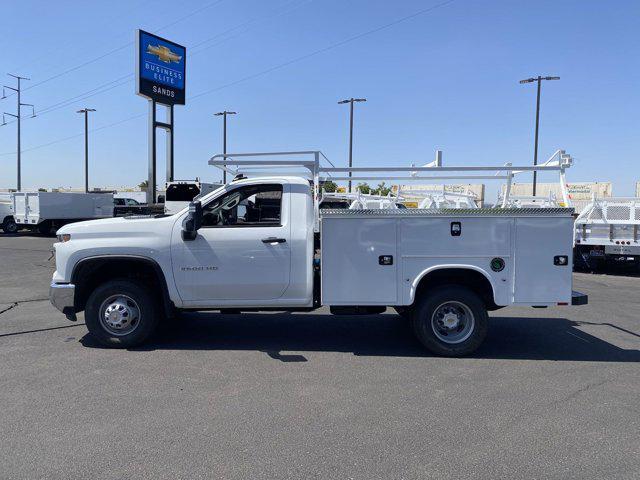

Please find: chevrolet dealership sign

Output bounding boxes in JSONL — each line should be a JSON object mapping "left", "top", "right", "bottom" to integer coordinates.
{"left": 136, "top": 29, "right": 186, "bottom": 105}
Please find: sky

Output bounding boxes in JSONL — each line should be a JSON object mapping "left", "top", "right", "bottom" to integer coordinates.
{"left": 0, "top": 0, "right": 639, "bottom": 197}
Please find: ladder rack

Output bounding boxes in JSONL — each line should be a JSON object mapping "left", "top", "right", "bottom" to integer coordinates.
{"left": 209, "top": 150, "right": 574, "bottom": 231}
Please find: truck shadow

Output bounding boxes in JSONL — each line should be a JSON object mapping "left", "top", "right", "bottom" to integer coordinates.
{"left": 81, "top": 312, "right": 640, "bottom": 362}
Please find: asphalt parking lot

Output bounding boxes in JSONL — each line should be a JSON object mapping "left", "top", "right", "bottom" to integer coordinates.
{"left": 1, "top": 234, "right": 639, "bottom": 480}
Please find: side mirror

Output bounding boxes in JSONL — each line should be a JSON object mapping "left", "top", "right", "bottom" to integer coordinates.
{"left": 182, "top": 201, "right": 202, "bottom": 241}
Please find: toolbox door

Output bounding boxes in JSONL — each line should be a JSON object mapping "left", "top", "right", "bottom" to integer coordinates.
{"left": 321, "top": 217, "right": 397, "bottom": 305}
{"left": 513, "top": 217, "right": 573, "bottom": 304}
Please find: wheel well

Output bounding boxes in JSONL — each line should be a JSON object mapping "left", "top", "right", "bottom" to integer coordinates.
{"left": 413, "top": 268, "right": 499, "bottom": 310}
{"left": 71, "top": 257, "right": 174, "bottom": 315}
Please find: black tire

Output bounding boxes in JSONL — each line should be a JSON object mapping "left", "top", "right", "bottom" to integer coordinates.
{"left": 2, "top": 218, "right": 17, "bottom": 234}
{"left": 84, "top": 279, "right": 161, "bottom": 348}
{"left": 37, "top": 221, "right": 53, "bottom": 236}
{"left": 411, "top": 285, "right": 488, "bottom": 357}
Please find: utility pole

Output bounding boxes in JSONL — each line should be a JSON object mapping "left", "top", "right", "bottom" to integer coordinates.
{"left": 214, "top": 110, "right": 237, "bottom": 184}
{"left": 77, "top": 108, "right": 96, "bottom": 193}
{"left": 338, "top": 98, "right": 366, "bottom": 192}
{"left": 2, "top": 74, "right": 35, "bottom": 191}
{"left": 519, "top": 76, "right": 560, "bottom": 196}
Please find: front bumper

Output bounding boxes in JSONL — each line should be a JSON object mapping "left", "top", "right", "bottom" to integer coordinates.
{"left": 49, "top": 282, "right": 77, "bottom": 320}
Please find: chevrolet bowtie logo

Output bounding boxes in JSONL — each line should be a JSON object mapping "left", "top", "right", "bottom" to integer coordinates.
{"left": 147, "top": 44, "right": 182, "bottom": 63}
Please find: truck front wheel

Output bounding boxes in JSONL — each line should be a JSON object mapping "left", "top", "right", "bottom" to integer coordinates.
{"left": 412, "top": 286, "right": 488, "bottom": 357}
{"left": 84, "top": 280, "right": 160, "bottom": 348}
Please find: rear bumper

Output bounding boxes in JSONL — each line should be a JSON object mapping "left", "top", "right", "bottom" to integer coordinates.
{"left": 605, "top": 244, "right": 640, "bottom": 256}
{"left": 571, "top": 290, "right": 588, "bottom": 306}
{"left": 49, "top": 282, "right": 77, "bottom": 320}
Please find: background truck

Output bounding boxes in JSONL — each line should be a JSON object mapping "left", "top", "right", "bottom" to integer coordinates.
{"left": 574, "top": 196, "right": 640, "bottom": 270}
{"left": 164, "top": 179, "right": 221, "bottom": 215}
{"left": 13, "top": 191, "right": 114, "bottom": 234}
{"left": 49, "top": 151, "right": 586, "bottom": 356}
{"left": 0, "top": 192, "right": 18, "bottom": 234}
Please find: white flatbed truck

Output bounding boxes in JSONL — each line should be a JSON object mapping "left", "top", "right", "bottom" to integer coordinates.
{"left": 12, "top": 191, "right": 114, "bottom": 234}
{"left": 574, "top": 196, "right": 640, "bottom": 269}
{"left": 0, "top": 192, "right": 18, "bottom": 233}
{"left": 49, "top": 151, "right": 587, "bottom": 356}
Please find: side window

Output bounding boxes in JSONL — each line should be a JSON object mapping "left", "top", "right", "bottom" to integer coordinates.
{"left": 201, "top": 184, "right": 283, "bottom": 227}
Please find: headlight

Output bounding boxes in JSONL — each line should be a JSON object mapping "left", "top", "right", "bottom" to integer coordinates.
{"left": 57, "top": 234, "right": 71, "bottom": 242}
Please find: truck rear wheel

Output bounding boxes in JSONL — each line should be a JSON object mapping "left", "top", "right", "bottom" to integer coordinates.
{"left": 411, "top": 286, "right": 488, "bottom": 357}
{"left": 84, "top": 280, "right": 160, "bottom": 348}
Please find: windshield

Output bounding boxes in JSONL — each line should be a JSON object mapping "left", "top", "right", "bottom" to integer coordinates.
{"left": 166, "top": 184, "right": 201, "bottom": 202}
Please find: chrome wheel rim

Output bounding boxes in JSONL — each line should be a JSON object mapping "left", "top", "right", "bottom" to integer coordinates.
{"left": 431, "top": 301, "right": 475, "bottom": 344}
{"left": 99, "top": 295, "right": 141, "bottom": 336}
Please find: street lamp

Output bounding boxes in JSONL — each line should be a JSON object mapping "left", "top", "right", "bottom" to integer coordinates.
{"left": 77, "top": 108, "right": 96, "bottom": 193}
{"left": 338, "top": 98, "right": 366, "bottom": 192}
{"left": 519, "top": 75, "right": 560, "bottom": 196}
{"left": 214, "top": 110, "right": 237, "bottom": 184}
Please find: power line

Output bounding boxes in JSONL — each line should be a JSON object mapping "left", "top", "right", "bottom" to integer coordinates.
{"left": 0, "top": 113, "right": 147, "bottom": 157}
{"left": 23, "top": 44, "right": 131, "bottom": 93}
{"left": 0, "top": 0, "right": 456, "bottom": 158}
{"left": 189, "top": 0, "right": 456, "bottom": 101}
{"left": 155, "top": 0, "right": 226, "bottom": 34}
{"left": 2, "top": 0, "right": 307, "bottom": 126}
{"left": 5, "top": 0, "right": 227, "bottom": 97}
{"left": 12, "top": 0, "right": 156, "bottom": 72}
{"left": 1, "top": 75, "right": 133, "bottom": 127}
{"left": 190, "top": 0, "right": 310, "bottom": 53}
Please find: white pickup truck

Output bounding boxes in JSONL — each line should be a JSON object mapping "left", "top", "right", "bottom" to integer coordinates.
{"left": 49, "top": 152, "right": 587, "bottom": 356}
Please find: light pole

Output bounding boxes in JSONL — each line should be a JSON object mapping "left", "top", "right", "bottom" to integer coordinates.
{"left": 214, "top": 110, "right": 237, "bottom": 184}
{"left": 77, "top": 108, "right": 96, "bottom": 193}
{"left": 338, "top": 97, "right": 366, "bottom": 192}
{"left": 2, "top": 74, "right": 35, "bottom": 191}
{"left": 519, "top": 75, "right": 560, "bottom": 196}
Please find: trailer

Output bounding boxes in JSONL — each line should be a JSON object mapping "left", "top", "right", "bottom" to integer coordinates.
{"left": 12, "top": 192, "right": 114, "bottom": 234}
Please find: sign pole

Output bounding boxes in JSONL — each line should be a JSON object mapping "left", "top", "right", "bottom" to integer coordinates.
{"left": 147, "top": 100, "right": 157, "bottom": 204}
{"left": 166, "top": 104, "right": 174, "bottom": 183}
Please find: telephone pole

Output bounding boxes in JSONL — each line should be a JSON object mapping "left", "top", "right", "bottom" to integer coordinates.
{"left": 214, "top": 110, "right": 237, "bottom": 184}
{"left": 338, "top": 98, "right": 366, "bottom": 192}
{"left": 519, "top": 75, "right": 560, "bottom": 196}
{"left": 77, "top": 108, "right": 96, "bottom": 193}
{"left": 2, "top": 74, "right": 36, "bottom": 191}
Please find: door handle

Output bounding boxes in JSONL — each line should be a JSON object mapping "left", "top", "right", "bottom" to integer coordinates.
{"left": 262, "top": 237, "right": 286, "bottom": 244}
